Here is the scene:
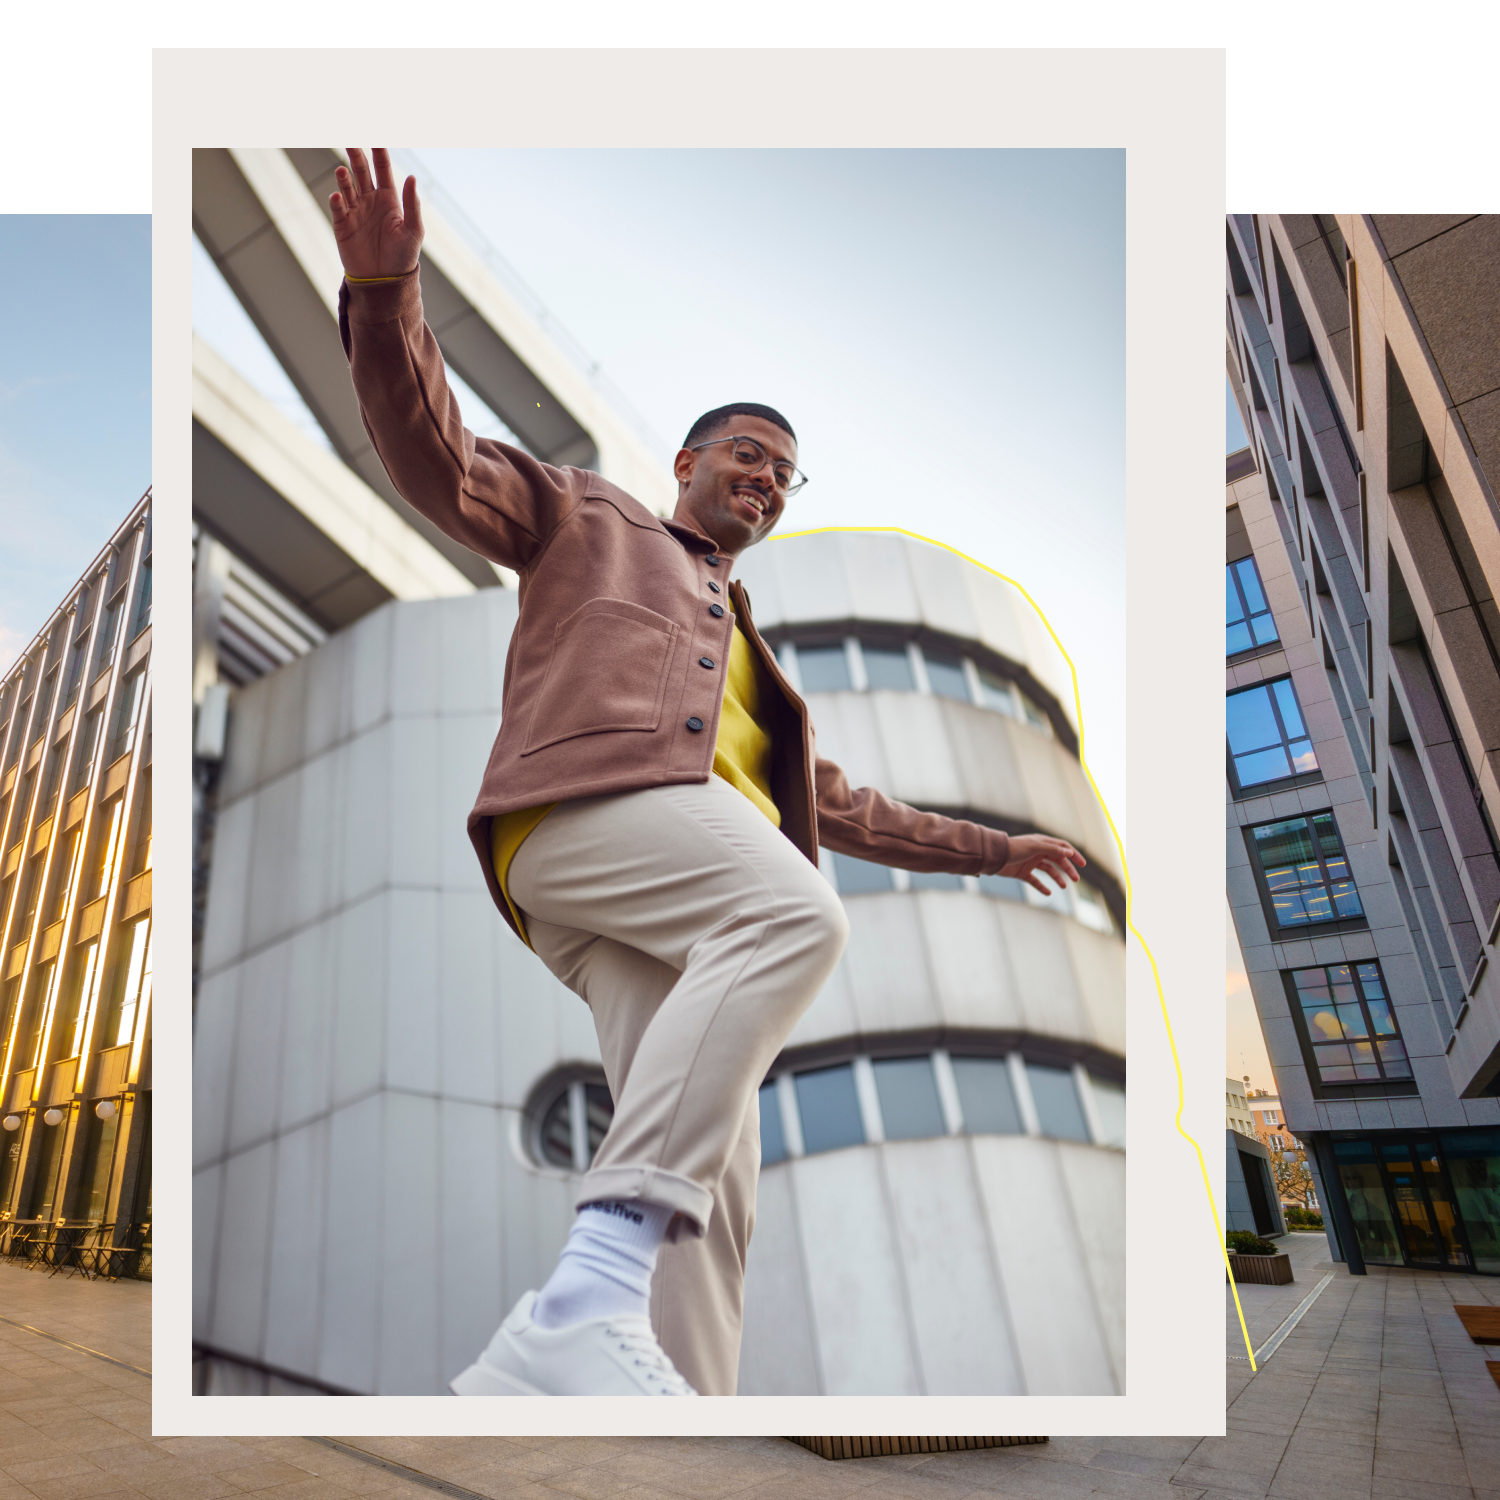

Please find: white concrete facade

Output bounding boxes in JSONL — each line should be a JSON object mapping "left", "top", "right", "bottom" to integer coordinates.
{"left": 193, "top": 533, "right": 1125, "bottom": 1395}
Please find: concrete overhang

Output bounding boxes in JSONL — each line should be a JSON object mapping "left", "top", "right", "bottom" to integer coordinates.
{"left": 193, "top": 149, "right": 676, "bottom": 573}
{"left": 193, "top": 333, "right": 476, "bottom": 632}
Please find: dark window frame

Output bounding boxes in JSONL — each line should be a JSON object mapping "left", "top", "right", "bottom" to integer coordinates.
{"left": 1244, "top": 810, "right": 1369, "bottom": 939}
{"left": 1283, "top": 962, "right": 1419, "bottom": 1100}
{"left": 1227, "top": 555, "right": 1282, "bottom": 660}
{"left": 1227, "top": 675, "right": 1324, "bottom": 799}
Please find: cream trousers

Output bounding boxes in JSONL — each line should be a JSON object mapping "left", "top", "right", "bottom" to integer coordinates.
{"left": 508, "top": 776, "right": 850, "bottom": 1395}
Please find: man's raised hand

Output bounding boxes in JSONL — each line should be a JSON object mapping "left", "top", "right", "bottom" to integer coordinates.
{"left": 999, "top": 833, "right": 1086, "bottom": 897}
{"left": 329, "top": 148, "right": 425, "bottom": 280}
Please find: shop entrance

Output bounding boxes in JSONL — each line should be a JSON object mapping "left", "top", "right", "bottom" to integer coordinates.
{"left": 1333, "top": 1136, "right": 1479, "bottom": 1271}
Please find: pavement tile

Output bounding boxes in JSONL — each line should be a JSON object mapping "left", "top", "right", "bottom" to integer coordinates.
{"left": 1373, "top": 1445, "right": 1474, "bottom": 1487}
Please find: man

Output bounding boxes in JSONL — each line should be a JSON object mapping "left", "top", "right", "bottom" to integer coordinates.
{"left": 331, "top": 149, "right": 1085, "bottom": 1397}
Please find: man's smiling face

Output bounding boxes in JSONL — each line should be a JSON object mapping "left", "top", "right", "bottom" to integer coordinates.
{"left": 671, "top": 415, "right": 796, "bottom": 559}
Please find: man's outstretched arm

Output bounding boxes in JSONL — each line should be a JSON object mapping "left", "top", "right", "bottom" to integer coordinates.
{"left": 813, "top": 756, "right": 1085, "bottom": 894}
{"left": 332, "top": 148, "right": 585, "bottom": 573}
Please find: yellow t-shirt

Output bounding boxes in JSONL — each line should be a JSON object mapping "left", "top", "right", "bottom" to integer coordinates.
{"left": 491, "top": 624, "right": 779, "bottom": 947}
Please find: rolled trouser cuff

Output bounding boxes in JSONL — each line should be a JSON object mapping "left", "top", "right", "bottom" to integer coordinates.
{"left": 577, "top": 1165, "right": 714, "bottom": 1240}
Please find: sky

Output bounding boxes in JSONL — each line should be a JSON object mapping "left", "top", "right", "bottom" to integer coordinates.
{"left": 0, "top": 216, "right": 151, "bottom": 675}
{"left": 192, "top": 146, "right": 1127, "bottom": 835}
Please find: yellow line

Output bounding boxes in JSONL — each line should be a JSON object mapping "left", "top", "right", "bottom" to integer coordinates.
{"left": 773, "top": 525, "right": 1260, "bottom": 1371}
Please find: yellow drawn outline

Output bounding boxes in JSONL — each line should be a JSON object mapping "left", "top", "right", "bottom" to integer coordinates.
{"left": 774, "top": 524, "right": 1259, "bottom": 1372}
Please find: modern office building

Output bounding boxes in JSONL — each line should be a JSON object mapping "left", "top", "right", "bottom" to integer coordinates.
{"left": 0, "top": 491, "right": 153, "bottom": 1276}
{"left": 190, "top": 150, "right": 1126, "bottom": 1394}
{"left": 1225, "top": 214, "right": 1500, "bottom": 1277}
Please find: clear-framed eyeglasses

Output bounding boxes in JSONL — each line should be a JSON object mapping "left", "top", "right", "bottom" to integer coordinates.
{"left": 689, "top": 435, "right": 809, "bottom": 496}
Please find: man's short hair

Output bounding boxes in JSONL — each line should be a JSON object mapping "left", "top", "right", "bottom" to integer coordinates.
{"left": 683, "top": 403, "right": 796, "bottom": 451}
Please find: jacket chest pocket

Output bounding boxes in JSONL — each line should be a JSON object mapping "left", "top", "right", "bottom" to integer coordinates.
{"left": 521, "top": 597, "right": 681, "bottom": 755}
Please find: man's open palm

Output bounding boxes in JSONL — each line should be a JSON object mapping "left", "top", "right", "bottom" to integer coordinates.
{"left": 329, "top": 148, "right": 424, "bottom": 280}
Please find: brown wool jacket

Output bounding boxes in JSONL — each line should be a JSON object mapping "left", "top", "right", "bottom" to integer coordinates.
{"left": 339, "top": 270, "right": 1011, "bottom": 938}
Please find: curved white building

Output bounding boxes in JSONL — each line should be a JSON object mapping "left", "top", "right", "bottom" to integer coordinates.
{"left": 192, "top": 532, "right": 1124, "bottom": 1396}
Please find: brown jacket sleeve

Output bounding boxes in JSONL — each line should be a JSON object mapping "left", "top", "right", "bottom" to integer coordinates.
{"left": 814, "top": 757, "right": 1010, "bottom": 875}
{"left": 338, "top": 271, "right": 583, "bottom": 570}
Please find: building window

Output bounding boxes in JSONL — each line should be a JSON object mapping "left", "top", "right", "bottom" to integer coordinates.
{"left": 759, "top": 1081, "right": 787, "bottom": 1165}
{"left": 829, "top": 851, "right": 895, "bottom": 894}
{"left": 1251, "top": 812, "right": 1364, "bottom": 929}
{"left": 1227, "top": 557, "right": 1280, "bottom": 656}
{"left": 1027, "top": 1063, "right": 1091, "bottom": 1143}
{"left": 1090, "top": 1075, "right": 1126, "bottom": 1148}
{"left": 908, "top": 869, "right": 963, "bottom": 891}
{"left": 1291, "top": 962, "right": 1412, "bottom": 1086}
{"left": 106, "top": 668, "right": 147, "bottom": 766}
{"left": 794, "top": 1064, "right": 865, "bottom": 1154}
{"left": 533, "top": 1074, "right": 615, "bottom": 1171}
{"left": 1227, "top": 677, "right": 1319, "bottom": 790}
{"left": 797, "top": 645, "right": 851, "bottom": 693}
{"left": 923, "top": 653, "right": 970, "bottom": 702}
{"left": 950, "top": 1056, "right": 1023, "bottom": 1135}
{"left": 862, "top": 645, "right": 915, "bottom": 692}
{"left": 872, "top": 1056, "right": 946, "bottom": 1140}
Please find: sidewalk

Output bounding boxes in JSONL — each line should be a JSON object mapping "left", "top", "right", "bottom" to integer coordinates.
{"left": 3, "top": 1241, "right": 1498, "bottom": 1500}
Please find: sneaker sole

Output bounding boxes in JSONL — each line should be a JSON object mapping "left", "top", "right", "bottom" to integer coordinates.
{"left": 448, "top": 1358, "right": 546, "bottom": 1396}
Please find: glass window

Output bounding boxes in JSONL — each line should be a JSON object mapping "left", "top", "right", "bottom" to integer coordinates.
{"left": 977, "top": 669, "right": 1020, "bottom": 717}
{"left": 1439, "top": 1130, "right": 1500, "bottom": 1276}
{"left": 1073, "top": 883, "right": 1115, "bottom": 935}
{"left": 538, "top": 1092, "right": 575, "bottom": 1169}
{"left": 1292, "top": 962, "right": 1410, "bottom": 1085}
{"left": 908, "top": 869, "right": 963, "bottom": 891}
{"left": 1019, "top": 693, "right": 1051, "bottom": 734}
{"left": 797, "top": 645, "right": 850, "bottom": 693}
{"left": 129, "top": 554, "right": 152, "bottom": 640}
{"left": 1253, "top": 812, "right": 1363, "bottom": 928}
{"left": 535, "top": 1077, "right": 614, "bottom": 1170}
{"left": 830, "top": 851, "right": 894, "bottom": 894}
{"left": 1090, "top": 1077, "right": 1126, "bottom": 1148}
{"left": 1227, "top": 557, "right": 1280, "bottom": 656}
{"left": 61, "top": 627, "right": 89, "bottom": 708}
{"left": 759, "top": 1081, "right": 787, "bottom": 1165}
{"left": 79, "top": 1108, "right": 120, "bottom": 1224}
{"left": 951, "top": 1056, "right": 1023, "bottom": 1135}
{"left": 114, "top": 918, "right": 151, "bottom": 1047}
{"left": 794, "top": 1064, "right": 865, "bottom": 1154}
{"left": 863, "top": 646, "right": 915, "bottom": 692}
{"left": 1028, "top": 1063, "right": 1091, "bottom": 1142}
{"left": 978, "top": 874, "right": 1028, "bottom": 902}
{"left": 1227, "top": 678, "right": 1319, "bottom": 788}
{"left": 872, "top": 1057, "right": 945, "bottom": 1140}
{"left": 923, "top": 653, "right": 970, "bottom": 702}
{"left": 106, "top": 668, "right": 146, "bottom": 765}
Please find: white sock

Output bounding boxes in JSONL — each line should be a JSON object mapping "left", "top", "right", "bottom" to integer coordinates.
{"left": 531, "top": 1199, "right": 674, "bottom": 1330}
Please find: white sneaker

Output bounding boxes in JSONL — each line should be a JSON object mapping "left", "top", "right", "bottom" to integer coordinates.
{"left": 449, "top": 1290, "right": 699, "bottom": 1396}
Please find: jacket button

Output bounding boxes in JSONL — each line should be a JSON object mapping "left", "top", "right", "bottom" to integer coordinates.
{"left": 686, "top": 717, "right": 704, "bottom": 731}
{"left": 706, "top": 555, "right": 721, "bottom": 567}
{"left": 709, "top": 603, "right": 725, "bottom": 617}
{"left": 699, "top": 657, "right": 715, "bottom": 669}
{"left": 707, "top": 581, "right": 721, "bottom": 593}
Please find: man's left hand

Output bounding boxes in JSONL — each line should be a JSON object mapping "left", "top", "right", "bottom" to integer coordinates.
{"left": 999, "top": 834, "right": 1086, "bottom": 895}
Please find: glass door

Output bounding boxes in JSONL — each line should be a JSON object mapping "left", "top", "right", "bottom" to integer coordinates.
{"left": 1380, "top": 1141, "right": 1471, "bottom": 1269}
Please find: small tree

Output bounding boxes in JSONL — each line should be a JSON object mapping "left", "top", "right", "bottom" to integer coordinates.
{"left": 1273, "top": 1147, "right": 1316, "bottom": 1208}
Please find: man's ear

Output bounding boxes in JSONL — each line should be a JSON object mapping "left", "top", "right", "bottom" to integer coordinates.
{"left": 672, "top": 448, "right": 696, "bottom": 487}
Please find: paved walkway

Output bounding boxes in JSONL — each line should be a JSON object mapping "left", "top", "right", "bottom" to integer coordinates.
{"left": 3, "top": 1240, "right": 1498, "bottom": 1500}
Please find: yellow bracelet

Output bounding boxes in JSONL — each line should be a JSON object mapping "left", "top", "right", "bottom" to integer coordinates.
{"left": 345, "top": 273, "right": 410, "bottom": 284}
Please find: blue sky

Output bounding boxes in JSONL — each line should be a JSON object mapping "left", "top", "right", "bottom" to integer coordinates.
{"left": 0, "top": 216, "right": 151, "bottom": 673}
{"left": 1227, "top": 376, "right": 1249, "bottom": 453}
{"left": 195, "top": 147, "right": 1129, "bottom": 829}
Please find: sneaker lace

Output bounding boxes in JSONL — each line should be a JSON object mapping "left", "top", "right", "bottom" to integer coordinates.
{"left": 605, "top": 1323, "right": 699, "bottom": 1395}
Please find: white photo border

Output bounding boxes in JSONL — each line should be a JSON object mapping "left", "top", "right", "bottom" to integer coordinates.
{"left": 153, "top": 45, "right": 1225, "bottom": 1435}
